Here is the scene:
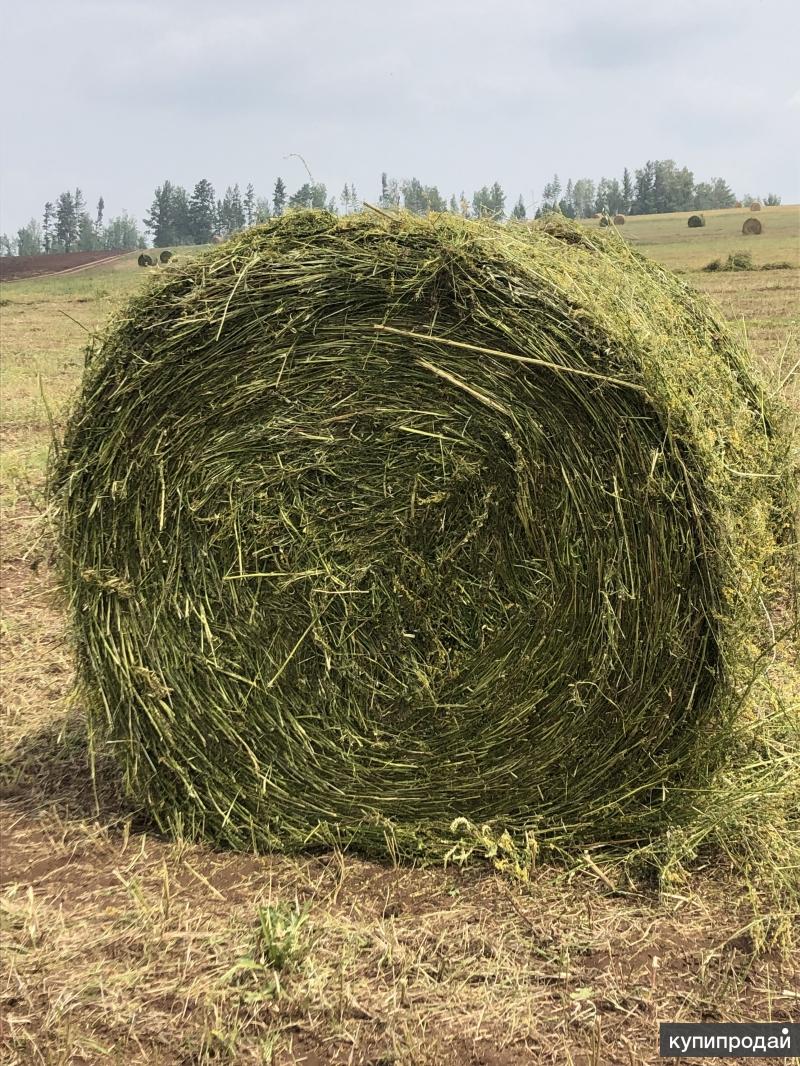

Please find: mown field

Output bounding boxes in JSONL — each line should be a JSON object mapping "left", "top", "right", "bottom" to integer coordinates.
{"left": 1, "top": 207, "right": 798, "bottom": 1065}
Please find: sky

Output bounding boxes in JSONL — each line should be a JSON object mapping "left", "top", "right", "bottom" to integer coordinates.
{"left": 1, "top": 0, "right": 799, "bottom": 236}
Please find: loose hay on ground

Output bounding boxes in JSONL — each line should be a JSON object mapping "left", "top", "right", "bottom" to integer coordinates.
{"left": 51, "top": 211, "right": 796, "bottom": 865}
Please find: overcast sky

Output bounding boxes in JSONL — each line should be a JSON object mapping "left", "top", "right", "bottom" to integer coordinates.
{"left": 2, "top": 0, "right": 798, "bottom": 236}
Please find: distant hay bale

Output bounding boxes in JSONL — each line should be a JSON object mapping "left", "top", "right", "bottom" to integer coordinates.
{"left": 137, "top": 254, "right": 154, "bottom": 268}
{"left": 735, "top": 201, "right": 743, "bottom": 209}
{"left": 612, "top": 214, "right": 625, "bottom": 225}
{"left": 687, "top": 215, "right": 705, "bottom": 228}
{"left": 211, "top": 235, "right": 224, "bottom": 245}
{"left": 52, "top": 212, "right": 793, "bottom": 862}
{"left": 159, "top": 250, "right": 173, "bottom": 264}
{"left": 742, "top": 217, "right": 762, "bottom": 235}
{"left": 748, "top": 201, "right": 762, "bottom": 212}
{"left": 599, "top": 216, "right": 610, "bottom": 227}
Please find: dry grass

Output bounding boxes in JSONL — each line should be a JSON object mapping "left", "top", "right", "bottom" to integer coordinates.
{"left": 1, "top": 214, "right": 798, "bottom": 1065}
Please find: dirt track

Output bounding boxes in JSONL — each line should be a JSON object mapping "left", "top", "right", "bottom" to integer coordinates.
{"left": 0, "top": 250, "right": 128, "bottom": 283}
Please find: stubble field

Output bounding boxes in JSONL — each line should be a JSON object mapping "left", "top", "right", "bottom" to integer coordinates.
{"left": 1, "top": 206, "right": 798, "bottom": 1065}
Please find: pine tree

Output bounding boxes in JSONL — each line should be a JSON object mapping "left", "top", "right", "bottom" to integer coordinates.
{"left": 172, "top": 186, "right": 192, "bottom": 244}
{"left": 622, "top": 168, "right": 633, "bottom": 213}
{"left": 510, "top": 195, "right": 526, "bottom": 220}
{"left": 449, "top": 194, "right": 458, "bottom": 213}
{"left": 244, "top": 183, "right": 256, "bottom": 227}
{"left": 144, "top": 181, "right": 177, "bottom": 246}
{"left": 42, "top": 202, "right": 54, "bottom": 253}
{"left": 272, "top": 177, "right": 287, "bottom": 217}
{"left": 96, "top": 197, "right": 105, "bottom": 232}
{"left": 55, "top": 191, "right": 78, "bottom": 252}
{"left": 189, "top": 179, "right": 217, "bottom": 243}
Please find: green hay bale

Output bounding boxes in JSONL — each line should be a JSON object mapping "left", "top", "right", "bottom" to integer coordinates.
{"left": 687, "top": 215, "right": 705, "bottom": 228}
{"left": 52, "top": 212, "right": 794, "bottom": 862}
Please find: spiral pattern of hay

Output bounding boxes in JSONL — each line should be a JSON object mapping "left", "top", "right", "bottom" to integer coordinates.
{"left": 52, "top": 212, "right": 791, "bottom": 860}
{"left": 137, "top": 253, "right": 154, "bottom": 268}
{"left": 159, "top": 250, "right": 173, "bottom": 264}
{"left": 612, "top": 214, "right": 626, "bottom": 225}
{"left": 742, "top": 218, "right": 763, "bottom": 235}
{"left": 749, "top": 201, "right": 762, "bottom": 212}
{"left": 687, "top": 215, "right": 705, "bottom": 228}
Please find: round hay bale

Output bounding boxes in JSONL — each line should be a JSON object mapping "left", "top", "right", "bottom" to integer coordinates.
{"left": 735, "top": 201, "right": 743, "bottom": 208}
{"left": 159, "top": 249, "right": 173, "bottom": 264}
{"left": 742, "top": 217, "right": 762, "bottom": 235}
{"left": 137, "top": 253, "right": 154, "bottom": 268}
{"left": 749, "top": 201, "right": 762, "bottom": 212}
{"left": 687, "top": 215, "right": 705, "bottom": 228}
{"left": 53, "top": 212, "right": 792, "bottom": 860}
{"left": 599, "top": 216, "right": 610, "bottom": 227}
{"left": 612, "top": 214, "right": 625, "bottom": 225}
{"left": 211, "top": 235, "right": 224, "bottom": 245}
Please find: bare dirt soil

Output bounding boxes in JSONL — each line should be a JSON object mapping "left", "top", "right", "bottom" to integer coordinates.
{"left": 0, "top": 251, "right": 127, "bottom": 283}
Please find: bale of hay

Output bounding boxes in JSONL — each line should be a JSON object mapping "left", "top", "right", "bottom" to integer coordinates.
{"left": 52, "top": 212, "right": 793, "bottom": 861}
{"left": 749, "top": 201, "right": 762, "bottom": 212}
{"left": 599, "top": 216, "right": 610, "bottom": 227}
{"left": 211, "top": 235, "right": 224, "bottom": 244}
{"left": 742, "top": 217, "right": 762, "bottom": 235}
{"left": 159, "top": 250, "right": 173, "bottom": 263}
{"left": 735, "top": 201, "right": 743, "bottom": 208}
{"left": 137, "top": 253, "right": 154, "bottom": 268}
{"left": 612, "top": 214, "right": 625, "bottom": 225}
{"left": 687, "top": 215, "right": 705, "bottom": 228}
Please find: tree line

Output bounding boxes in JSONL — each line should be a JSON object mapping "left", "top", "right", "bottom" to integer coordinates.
{"left": 1, "top": 189, "right": 142, "bottom": 257}
{"left": 1, "top": 161, "right": 783, "bottom": 256}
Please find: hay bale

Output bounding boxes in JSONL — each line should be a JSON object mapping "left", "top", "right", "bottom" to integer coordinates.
{"left": 52, "top": 212, "right": 793, "bottom": 860}
{"left": 687, "top": 215, "right": 705, "bottom": 228}
{"left": 211, "top": 235, "right": 224, "bottom": 244}
{"left": 612, "top": 214, "right": 625, "bottom": 225}
{"left": 137, "top": 253, "right": 154, "bottom": 268}
{"left": 599, "top": 216, "right": 610, "bottom": 227}
{"left": 735, "top": 201, "right": 743, "bottom": 208}
{"left": 159, "top": 250, "right": 173, "bottom": 264}
{"left": 742, "top": 217, "right": 762, "bottom": 235}
{"left": 749, "top": 201, "right": 762, "bottom": 212}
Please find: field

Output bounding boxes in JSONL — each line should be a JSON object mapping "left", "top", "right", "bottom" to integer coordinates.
{"left": 1, "top": 208, "right": 798, "bottom": 1065}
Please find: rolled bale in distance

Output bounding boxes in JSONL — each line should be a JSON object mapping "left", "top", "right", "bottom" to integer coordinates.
{"left": 749, "top": 201, "right": 762, "bottom": 211}
{"left": 137, "top": 253, "right": 154, "bottom": 267}
{"left": 599, "top": 215, "right": 610, "bottom": 227}
{"left": 159, "top": 250, "right": 173, "bottom": 263}
{"left": 612, "top": 213, "right": 625, "bottom": 225}
{"left": 53, "top": 212, "right": 793, "bottom": 860}
{"left": 742, "top": 217, "right": 762, "bottom": 235}
{"left": 687, "top": 214, "right": 705, "bottom": 228}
